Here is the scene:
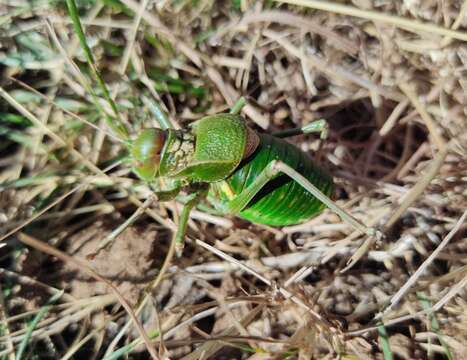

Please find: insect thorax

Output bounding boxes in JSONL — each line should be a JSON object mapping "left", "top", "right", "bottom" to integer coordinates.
{"left": 159, "top": 129, "right": 196, "bottom": 177}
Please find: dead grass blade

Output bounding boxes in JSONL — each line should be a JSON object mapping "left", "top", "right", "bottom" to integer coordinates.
{"left": 275, "top": 0, "right": 467, "bottom": 41}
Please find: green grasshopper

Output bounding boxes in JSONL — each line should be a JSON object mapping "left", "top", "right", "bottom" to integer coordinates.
{"left": 62, "top": 0, "right": 380, "bottom": 256}
{"left": 110, "top": 98, "right": 380, "bottom": 255}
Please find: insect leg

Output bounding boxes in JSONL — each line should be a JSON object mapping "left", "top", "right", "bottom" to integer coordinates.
{"left": 224, "top": 164, "right": 278, "bottom": 215}
{"left": 225, "top": 160, "right": 381, "bottom": 239}
{"left": 229, "top": 97, "right": 247, "bottom": 115}
{"left": 174, "top": 185, "right": 209, "bottom": 256}
{"left": 272, "top": 119, "right": 328, "bottom": 139}
{"left": 272, "top": 161, "right": 381, "bottom": 238}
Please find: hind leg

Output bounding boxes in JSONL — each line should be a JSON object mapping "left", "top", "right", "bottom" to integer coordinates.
{"left": 224, "top": 160, "right": 381, "bottom": 238}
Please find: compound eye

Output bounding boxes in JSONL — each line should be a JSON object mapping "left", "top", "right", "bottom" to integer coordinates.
{"left": 152, "top": 129, "right": 166, "bottom": 155}
{"left": 131, "top": 128, "right": 167, "bottom": 181}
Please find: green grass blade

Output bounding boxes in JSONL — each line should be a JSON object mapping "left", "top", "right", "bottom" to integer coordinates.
{"left": 66, "top": 0, "right": 130, "bottom": 140}
{"left": 102, "top": 341, "right": 139, "bottom": 360}
{"left": 377, "top": 323, "right": 393, "bottom": 360}
{"left": 143, "top": 97, "right": 173, "bottom": 130}
{"left": 417, "top": 292, "right": 454, "bottom": 360}
{"left": 101, "top": 0, "right": 134, "bottom": 16}
{"left": 0, "top": 113, "right": 31, "bottom": 126}
{"left": 0, "top": 125, "right": 47, "bottom": 150}
{"left": 16, "top": 290, "right": 64, "bottom": 360}
{"left": 103, "top": 329, "right": 159, "bottom": 360}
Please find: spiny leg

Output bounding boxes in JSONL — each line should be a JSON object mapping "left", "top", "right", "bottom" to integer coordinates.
{"left": 272, "top": 119, "right": 328, "bottom": 140}
{"left": 225, "top": 160, "right": 381, "bottom": 239}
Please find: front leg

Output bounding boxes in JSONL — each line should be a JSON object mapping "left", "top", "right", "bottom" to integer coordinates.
{"left": 272, "top": 119, "right": 328, "bottom": 139}
{"left": 174, "top": 183, "right": 209, "bottom": 256}
{"left": 150, "top": 177, "right": 184, "bottom": 201}
{"left": 225, "top": 160, "right": 381, "bottom": 239}
{"left": 151, "top": 187, "right": 182, "bottom": 201}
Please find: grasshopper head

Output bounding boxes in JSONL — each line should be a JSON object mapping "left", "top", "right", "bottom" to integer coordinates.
{"left": 131, "top": 128, "right": 167, "bottom": 182}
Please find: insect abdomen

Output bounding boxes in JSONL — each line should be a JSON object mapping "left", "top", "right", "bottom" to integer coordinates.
{"left": 222, "top": 133, "right": 333, "bottom": 226}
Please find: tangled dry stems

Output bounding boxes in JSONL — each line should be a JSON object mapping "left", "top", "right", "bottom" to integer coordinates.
{"left": 0, "top": 0, "right": 466, "bottom": 359}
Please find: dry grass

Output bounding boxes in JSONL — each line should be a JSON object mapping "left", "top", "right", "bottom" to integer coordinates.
{"left": 0, "top": 0, "right": 466, "bottom": 359}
